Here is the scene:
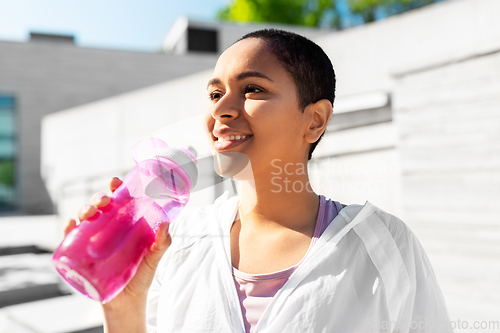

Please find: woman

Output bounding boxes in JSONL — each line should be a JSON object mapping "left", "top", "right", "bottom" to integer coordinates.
{"left": 69, "top": 29, "right": 452, "bottom": 332}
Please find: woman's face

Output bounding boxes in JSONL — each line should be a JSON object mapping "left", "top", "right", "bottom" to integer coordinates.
{"left": 205, "top": 38, "right": 311, "bottom": 177}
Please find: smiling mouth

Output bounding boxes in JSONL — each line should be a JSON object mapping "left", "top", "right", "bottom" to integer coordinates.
{"left": 214, "top": 135, "right": 252, "bottom": 150}
{"left": 216, "top": 135, "right": 251, "bottom": 142}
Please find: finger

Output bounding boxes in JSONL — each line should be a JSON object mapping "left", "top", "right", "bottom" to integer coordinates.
{"left": 90, "top": 192, "right": 110, "bottom": 208}
{"left": 143, "top": 222, "right": 171, "bottom": 270}
{"left": 153, "top": 222, "right": 172, "bottom": 252}
{"left": 78, "top": 204, "right": 98, "bottom": 222}
{"left": 64, "top": 219, "right": 77, "bottom": 236}
{"left": 109, "top": 177, "right": 122, "bottom": 193}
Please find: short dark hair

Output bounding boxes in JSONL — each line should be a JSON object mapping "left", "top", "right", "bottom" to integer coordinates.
{"left": 237, "top": 29, "right": 336, "bottom": 160}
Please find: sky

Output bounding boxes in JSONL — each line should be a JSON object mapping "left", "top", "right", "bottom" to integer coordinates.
{"left": 0, "top": 0, "right": 229, "bottom": 52}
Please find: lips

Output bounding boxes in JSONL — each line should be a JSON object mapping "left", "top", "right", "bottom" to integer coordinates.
{"left": 213, "top": 134, "right": 252, "bottom": 151}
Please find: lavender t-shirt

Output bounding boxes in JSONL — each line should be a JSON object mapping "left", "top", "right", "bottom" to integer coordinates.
{"left": 232, "top": 195, "right": 343, "bottom": 333}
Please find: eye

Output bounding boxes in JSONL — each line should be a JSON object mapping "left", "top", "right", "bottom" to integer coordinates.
{"left": 208, "top": 91, "right": 223, "bottom": 101}
{"left": 245, "top": 85, "right": 263, "bottom": 95}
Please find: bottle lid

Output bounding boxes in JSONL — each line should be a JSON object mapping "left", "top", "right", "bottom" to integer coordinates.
{"left": 131, "top": 138, "right": 198, "bottom": 190}
{"left": 182, "top": 146, "right": 198, "bottom": 162}
{"left": 155, "top": 146, "right": 198, "bottom": 189}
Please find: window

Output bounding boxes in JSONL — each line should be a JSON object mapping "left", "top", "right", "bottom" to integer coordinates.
{"left": 0, "top": 95, "right": 16, "bottom": 211}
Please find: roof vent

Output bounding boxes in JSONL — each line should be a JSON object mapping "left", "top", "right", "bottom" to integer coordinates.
{"left": 30, "top": 32, "right": 75, "bottom": 45}
{"left": 163, "top": 17, "right": 218, "bottom": 54}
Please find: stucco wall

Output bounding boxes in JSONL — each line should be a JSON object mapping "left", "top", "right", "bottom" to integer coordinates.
{"left": 393, "top": 49, "right": 500, "bottom": 326}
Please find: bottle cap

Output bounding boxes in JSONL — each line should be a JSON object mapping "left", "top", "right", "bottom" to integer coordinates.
{"left": 155, "top": 146, "right": 198, "bottom": 189}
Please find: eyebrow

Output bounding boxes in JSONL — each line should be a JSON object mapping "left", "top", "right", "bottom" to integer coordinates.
{"left": 207, "top": 71, "right": 273, "bottom": 88}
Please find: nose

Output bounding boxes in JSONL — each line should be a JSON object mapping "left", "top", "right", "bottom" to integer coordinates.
{"left": 210, "top": 92, "right": 240, "bottom": 122}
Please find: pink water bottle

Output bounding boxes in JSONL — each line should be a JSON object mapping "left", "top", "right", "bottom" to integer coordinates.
{"left": 52, "top": 138, "right": 197, "bottom": 303}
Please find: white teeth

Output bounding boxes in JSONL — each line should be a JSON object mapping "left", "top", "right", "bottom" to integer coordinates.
{"left": 216, "top": 135, "right": 250, "bottom": 142}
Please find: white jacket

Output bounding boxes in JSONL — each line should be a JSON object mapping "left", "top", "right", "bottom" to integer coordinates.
{"left": 147, "top": 193, "right": 452, "bottom": 333}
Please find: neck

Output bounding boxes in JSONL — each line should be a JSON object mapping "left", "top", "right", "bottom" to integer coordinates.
{"left": 237, "top": 161, "right": 319, "bottom": 232}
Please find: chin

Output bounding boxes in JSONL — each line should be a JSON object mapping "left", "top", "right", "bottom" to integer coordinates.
{"left": 214, "top": 151, "right": 254, "bottom": 181}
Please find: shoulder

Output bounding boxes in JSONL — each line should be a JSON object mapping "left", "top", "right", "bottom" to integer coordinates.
{"left": 341, "top": 202, "right": 413, "bottom": 247}
{"left": 370, "top": 204, "right": 410, "bottom": 243}
{"left": 366, "top": 203, "right": 423, "bottom": 259}
{"left": 346, "top": 202, "right": 435, "bottom": 282}
{"left": 352, "top": 204, "right": 452, "bottom": 330}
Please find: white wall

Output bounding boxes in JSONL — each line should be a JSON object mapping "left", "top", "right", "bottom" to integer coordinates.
{"left": 393, "top": 49, "right": 500, "bottom": 326}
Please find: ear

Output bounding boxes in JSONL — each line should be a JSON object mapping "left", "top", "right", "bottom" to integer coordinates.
{"left": 303, "top": 99, "right": 332, "bottom": 143}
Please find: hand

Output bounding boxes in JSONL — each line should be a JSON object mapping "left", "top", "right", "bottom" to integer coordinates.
{"left": 64, "top": 177, "right": 121, "bottom": 235}
{"left": 64, "top": 177, "right": 172, "bottom": 332}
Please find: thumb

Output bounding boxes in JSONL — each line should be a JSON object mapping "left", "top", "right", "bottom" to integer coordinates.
{"left": 124, "top": 222, "right": 172, "bottom": 296}
{"left": 146, "top": 222, "right": 172, "bottom": 266}
{"left": 141, "top": 222, "right": 172, "bottom": 275}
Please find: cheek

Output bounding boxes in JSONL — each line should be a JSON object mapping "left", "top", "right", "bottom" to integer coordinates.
{"left": 204, "top": 110, "right": 214, "bottom": 128}
{"left": 258, "top": 115, "right": 304, "bottom": 145}
{"left": 244, "top": 99, "right": 304, "bottom": 139}
{"left": 245, "top": 98, "right": 297, "bottom": 121}
{"left": 203, "top": 111, "right": 216, "bottom": 140}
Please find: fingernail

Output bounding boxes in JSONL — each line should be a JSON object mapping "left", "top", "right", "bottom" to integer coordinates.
{"left": 78, "top": 205, "right": 89, "bottom": 215}
{"left": 82, "top": 204, "right": 94, "bottom": 217}
{"left": 91, "top": 193, "right": 105, "bottom": 205}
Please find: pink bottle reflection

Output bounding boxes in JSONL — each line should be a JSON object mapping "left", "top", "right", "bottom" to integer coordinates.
{"left": 52, "top": 138, "right": 197, "bottom": 303}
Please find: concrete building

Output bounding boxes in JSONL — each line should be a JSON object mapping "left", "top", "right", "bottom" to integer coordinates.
{"left": 40, "top": 0, "right": 500, "bottom": 330}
